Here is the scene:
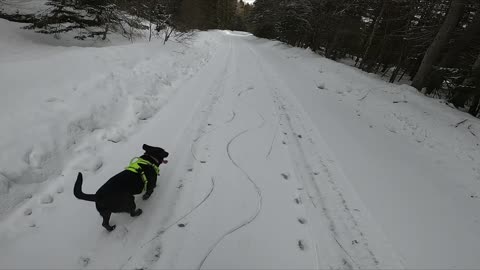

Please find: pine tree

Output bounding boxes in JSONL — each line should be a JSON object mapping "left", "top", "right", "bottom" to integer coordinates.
{"left": 25, "top": 0, "right": 146, "bottom": 40}
{"left": 276, "top": 0, "right": 312, "bottom": 47}
{"left": 411, "top": 0, "right": 467, "bottom": 91}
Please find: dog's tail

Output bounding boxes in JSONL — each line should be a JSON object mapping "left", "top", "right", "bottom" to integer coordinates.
{"left": 73, "top": 172, "right": 96, "bottom": 202}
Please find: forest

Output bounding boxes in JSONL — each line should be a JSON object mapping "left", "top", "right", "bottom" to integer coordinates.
{"left": 1, "top": 0, "right": 479, "bottom": 116}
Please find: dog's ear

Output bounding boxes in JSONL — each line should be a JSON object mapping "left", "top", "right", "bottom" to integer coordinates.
{"left": 143, "top": 144, "right": 153, "bottom": 152}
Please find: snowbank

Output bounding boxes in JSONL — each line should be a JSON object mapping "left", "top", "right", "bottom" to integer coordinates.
{"left": 0, "top": 18, "right": 214, "bottom": 219}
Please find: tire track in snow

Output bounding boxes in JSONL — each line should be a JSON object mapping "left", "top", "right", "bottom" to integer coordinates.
{"left": 197, "top": 94, "right": 265, "bottom": 270}
{"left": 188, "top": 49, "right": 234, "bottom": 163}
{"left": 288, "top": 94, "right": 381, "bottom": 267}
{"left": 273, "top": 92, "right": 356, "bottom": 270}
{"left": 246, "top": 42, "right": 382, "bottom": 269}
{"left": 121, "top": 37, "right": 235, "bottom": 270}
{"left": 265, "top": 118, "right": 280, "bottom": 159}
{"left": 273, "top": 90, "right": 381, "bottom": 269}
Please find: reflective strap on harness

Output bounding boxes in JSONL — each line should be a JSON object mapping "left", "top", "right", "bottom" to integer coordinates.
{"left": 125, "top": 157, "right": 159, "bottom": 192}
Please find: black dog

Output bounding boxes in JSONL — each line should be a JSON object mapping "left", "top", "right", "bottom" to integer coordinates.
{"left": 74, "top": 144, "right": 169, "bottom": 231}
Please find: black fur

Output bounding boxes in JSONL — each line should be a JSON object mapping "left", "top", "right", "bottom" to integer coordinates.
{"left": 73, "top": 144, "right": 169, "bottom": 231}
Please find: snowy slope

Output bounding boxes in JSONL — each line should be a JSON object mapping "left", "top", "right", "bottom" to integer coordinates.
{"left": 1, "top": 20, "right": 480, "bottom": 269}
{"left": 0, "top": 19, "right": 213, "bottom": 218}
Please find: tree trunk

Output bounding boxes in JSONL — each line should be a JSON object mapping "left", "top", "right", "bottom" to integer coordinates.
{"left": 326, "top": 25, "right": 342, "bottom": 59}
{"left": 390, "top": 43, "right": 406, "bottom": 83}
{"left": 411, "top": 0, "right": 466, "bottom": 91}
{"left": 149, "top": 21, "right": 152, "bottom": 42}
{"left": 102, "top": 23, "right": 109, "bottom": 40}
{"left": 450, "top": 50, "right": 480, "bottom": 108}
{"left": 468, "top": 94, "right": 480, "bottom": 116}
{"left": 398, "top": 68, "right": 407, "bottom": 82}
{"left": 439, "top": 10, "right": 480, "bottom": 67}
{"left": 359, "top": 0, "right": 386, "bottom": 70}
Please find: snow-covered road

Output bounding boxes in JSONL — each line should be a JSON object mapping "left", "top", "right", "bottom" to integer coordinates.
{"left": 2, "top": 25, "right": 480, "bottom": 269}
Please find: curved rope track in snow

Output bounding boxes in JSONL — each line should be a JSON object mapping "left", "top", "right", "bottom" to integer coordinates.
{"left": 197, "top": 88, "right": 265, "bottom": 269}
{"left": 141, "top": 177, "right": 216, "bottom": 248}
{"left": 225, "top": 111, "right": 236, "bottom": 124}
{"left": 191, "top": 110, "right": 237, "bottom": 162}
{"left": 120, "top": 177, "right": 216, "bottom": 270}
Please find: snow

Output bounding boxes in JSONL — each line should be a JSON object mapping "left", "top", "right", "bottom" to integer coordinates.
{"left": 1, "top": 20, "right": 480, "bottom": 269}
{"left": 0, "top": 0, "right": 49, "bottom": 15}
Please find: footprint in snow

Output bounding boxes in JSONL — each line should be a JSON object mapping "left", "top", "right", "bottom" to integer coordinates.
{"left": 294, "top": 197, "right": 302, "bottom": 205}
{"left": 45, "top": 97, "right": 64, "bottom": 103}
{"left": 79, "top": 256, "right": 90, "bottom": 268}
{"left": 148, "top": 245, "right": 162, "bottom": 263}
{"left": 73, "top": 156, "right": 103, "bottom": 172}
{"left": 298, "top": 240, "right": 306, "bottom": 251}
{"left": 40, "top": 195, "right": 54, "bottom": 204}
{"left": 297, "top": 218, "right": 307, "bottom": 224}
{"left": 56, "top": 186, "right": 64, "bottom": 194}
{"left": 104, "top": 128, "right": 126, "bottom": 143}
{"left": 0, "top": 174, "right": 9, "bottom": 195}
{"left": 24, "top": 208, "right": 33, "bottom": 216}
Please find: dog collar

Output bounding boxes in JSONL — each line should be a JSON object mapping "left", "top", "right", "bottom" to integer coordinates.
{"left": 144, "top": 154, "right": 160, "bottom": 166}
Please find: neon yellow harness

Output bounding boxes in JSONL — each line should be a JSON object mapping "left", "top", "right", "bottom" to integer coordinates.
{"left": 125, "top": 157, "right": 159, "bottom": 192}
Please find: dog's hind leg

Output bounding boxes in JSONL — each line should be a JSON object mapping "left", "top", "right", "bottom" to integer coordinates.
{"left": 100, "top": 211, "right": 116, "bottom": 231}
{"left": 126, "top": 195, "right": 143, "bottom": 217}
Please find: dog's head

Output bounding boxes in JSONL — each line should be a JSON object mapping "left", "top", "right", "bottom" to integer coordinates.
{"left": 142, "top": 144, "right": 169, "bottom": 165}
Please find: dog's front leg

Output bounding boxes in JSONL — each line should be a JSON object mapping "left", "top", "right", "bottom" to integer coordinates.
{"left": 143, "top": 176, "right": 158, "bottom": 200}
{"left": 142, "top": 189, "right": 153, "bottom": 200}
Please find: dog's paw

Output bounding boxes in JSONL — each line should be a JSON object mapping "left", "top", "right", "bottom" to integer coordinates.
{"left": 131, "top": 209, "right": 143, "bottom": 217}
{"left": 142, "top": 193, "right": 151, "bottom": 200}
{"left": 106, "top": 225, "right": 116, "bottom": 232}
